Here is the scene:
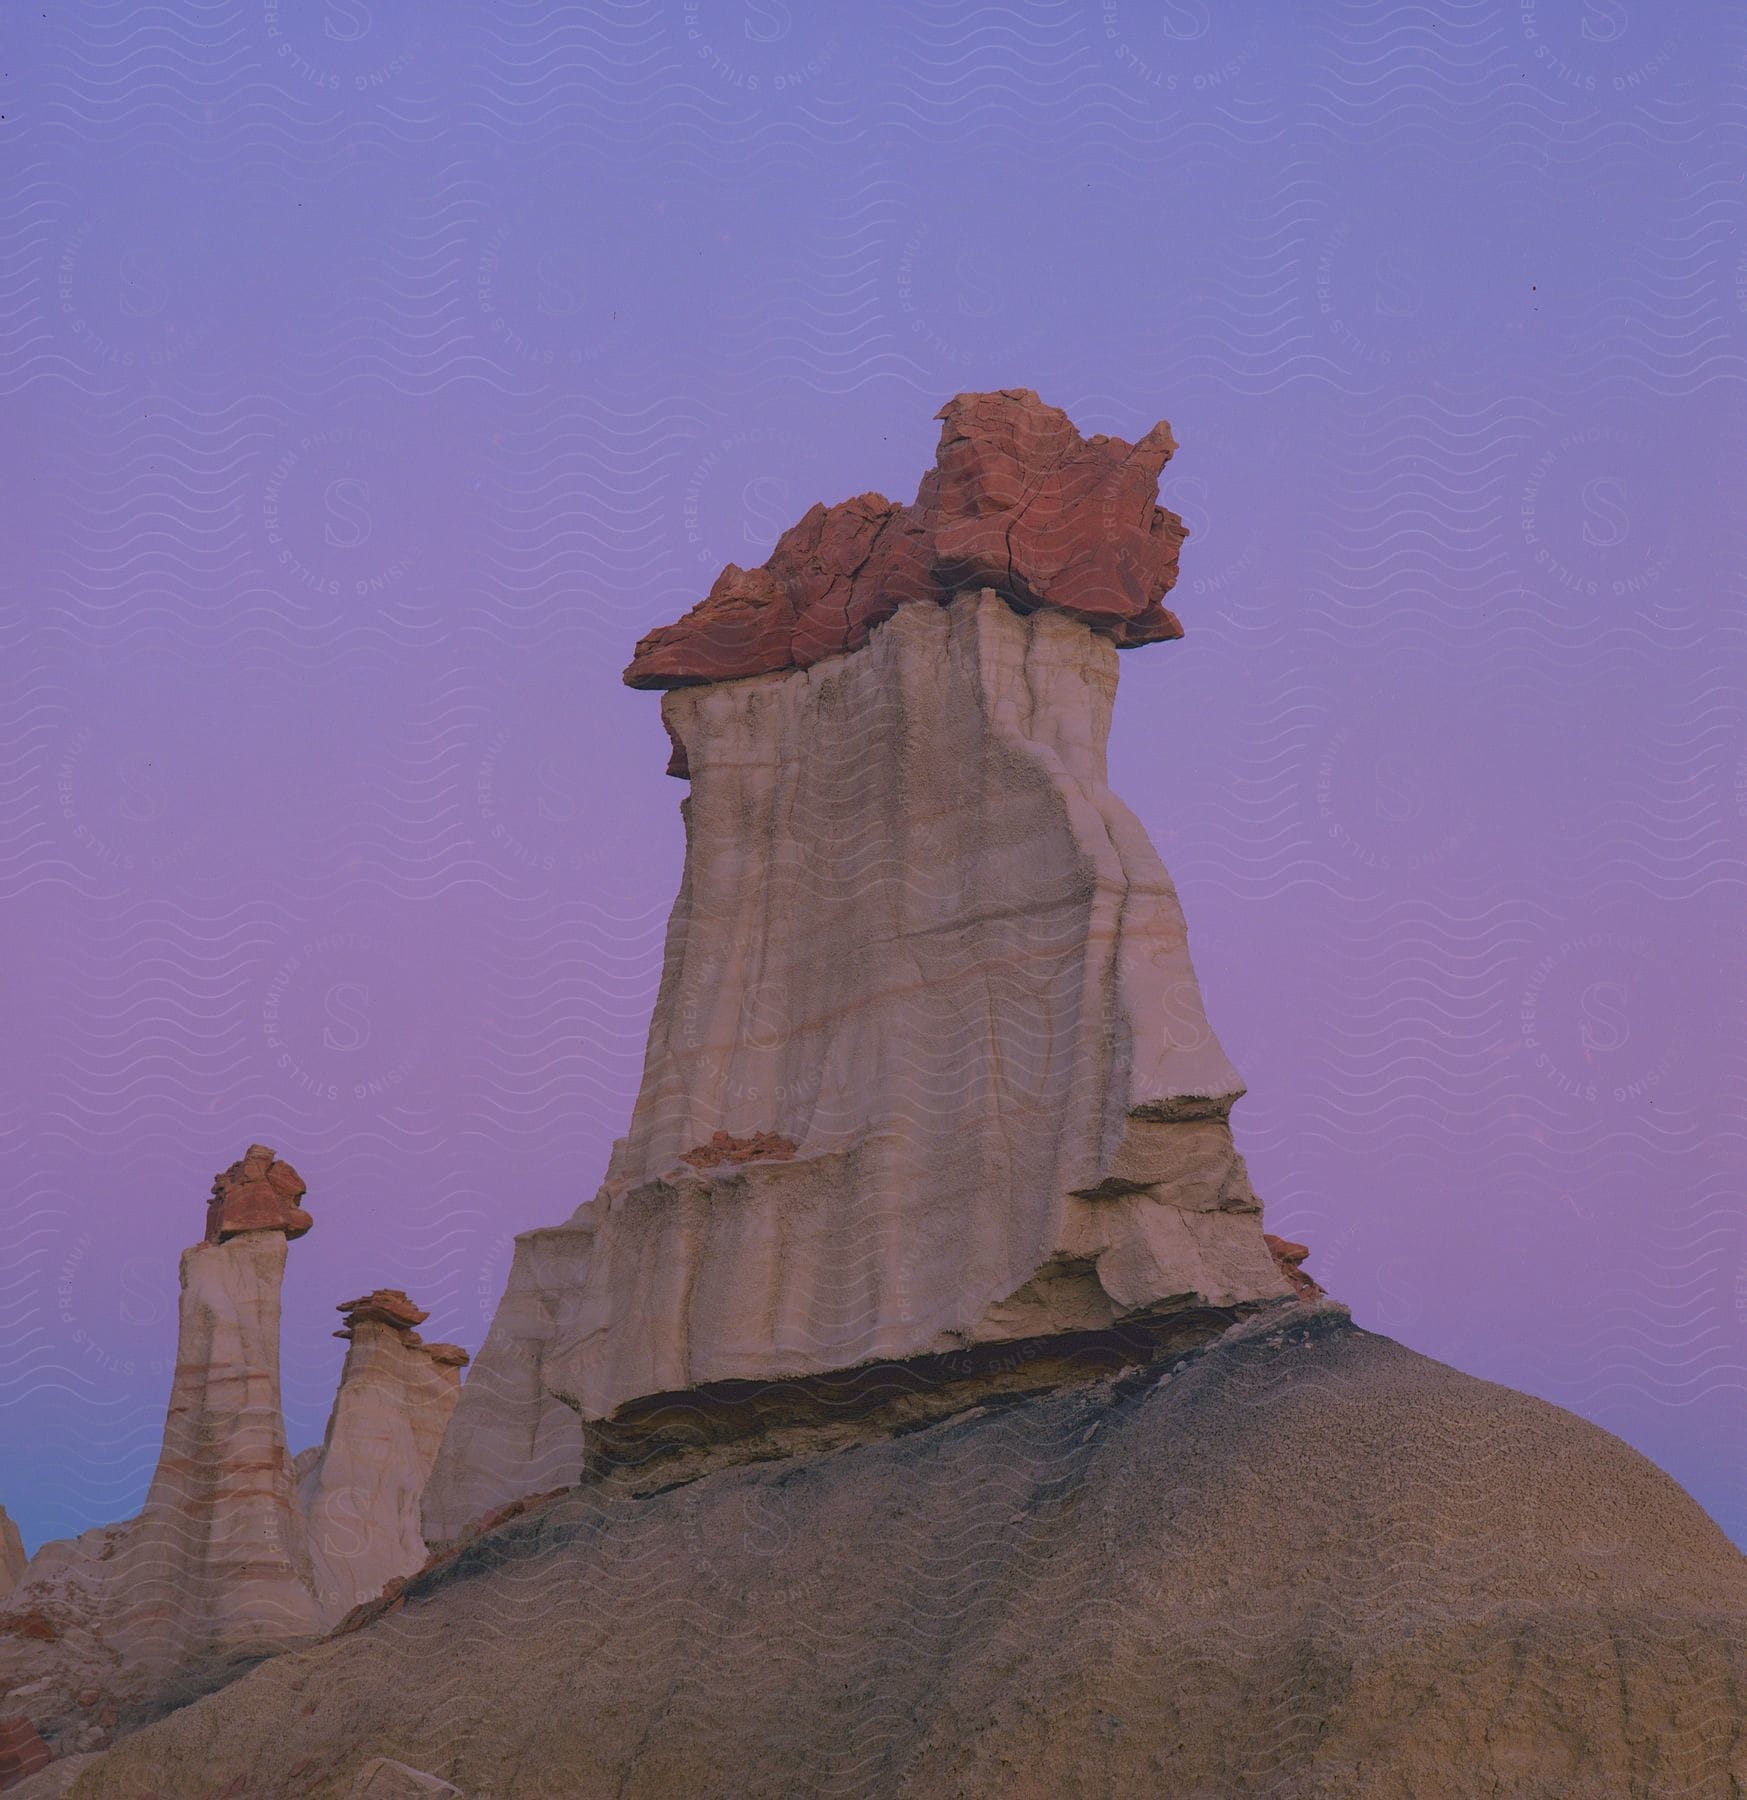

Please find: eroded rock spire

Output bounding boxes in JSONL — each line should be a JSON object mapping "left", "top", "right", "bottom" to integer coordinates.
{"left": 1, "top": 1154, "right": 470, "bottom": 1767}
{"left": 117, "top": 1150, "right": 322, "bottom": 1676}
{"left": 299, "top": 1291, "right": 467, "bottom": 1622}
{"left": 424, "top": 394, "right": 1309, "bottom": 1541}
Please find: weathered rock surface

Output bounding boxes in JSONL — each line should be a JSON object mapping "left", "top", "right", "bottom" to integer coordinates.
{"left": 52, "top": 1310, "right": 1747, "bottom": 1799}
{"left": 623, "top": 390, "right": 1187, "bottom": 690}
{"left": 416, "top": 1229, "right": 589, "bottom": 1550}
{"left": 115, "top": 1229, "right": 322, "bottom": 1678}
{"left": 3, "top": 1747, "right": 99, "bottom": 1797}
{"left": 299, "top": 1295, "right": 466, "bottom": 1625}
{"left": 347, "top": 1757, "right": 464, "bottom": 1797}
{"left": 424, "top": 588, "right": 1290, "bottom": 1541}
{"left": 1, "top": 1157, "right": 468, "bottom": 1777}
{"left": 0, "top": 1220, "right": 317, "bottom": 1768}
{"left": 0, "top": 1716, "right": 53, "bottom": 1791}
{"left": 204, "top": 1145, "right": 312, "bottom": 1244}
{"left": 677, "top": 1129, "right": 798, "bottom": 1170}
{"left": 0, "top": 1524, "right": 134, "bottom": 1762}
{"left": 1264, "top": 1231, "right": 1324, "bottom": 1301}
{"left": 0, "top": 1512, "right": 23, "bottom": 1602}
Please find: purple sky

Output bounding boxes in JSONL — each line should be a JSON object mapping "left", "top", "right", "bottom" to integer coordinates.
{"left": 5, "top": 4, "right": 1744, "bottom": 1555}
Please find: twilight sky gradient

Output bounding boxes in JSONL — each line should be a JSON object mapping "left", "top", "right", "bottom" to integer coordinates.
{"left": 4, "top": 3, "right": 1744, "bottom": 1554}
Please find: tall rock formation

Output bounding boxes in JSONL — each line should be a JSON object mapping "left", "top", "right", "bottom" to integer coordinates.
{"left": 107, "top": 1151, "right": 322, "bottom": 1681}
{"left": 424, "top": 392, "right": 1294, "bottom": 1542}
{"left": 1, "top": 1152, "right": 466, "bottom": 1772}
{"left": 298, "top": 1292, "right": 466, "bottom": 1624}
{"left": 0, "top": 1148, "right": 320, "bottom": 1767}
{"left": 21, "top": 398, "right": 1747, "bottom": 1799}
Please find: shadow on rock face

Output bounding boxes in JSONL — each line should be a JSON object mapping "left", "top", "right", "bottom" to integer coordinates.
{"left": 48, "top": 1309, "right": 1747, "bottom": 1800}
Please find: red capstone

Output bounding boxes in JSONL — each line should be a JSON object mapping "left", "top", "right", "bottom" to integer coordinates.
{"left": 204, "top": 1145, "right": 312, "bottom": 1245}
{"left": 335, "top": 1288, "right": 430, "bottom": 1333}
{"left": 1263, "top": 1234, "right": 1325, "bottom": 1302}
{"left": 678, "top": 1130, "right": 800, "bottom": 1170}
{"left": 624, "top": 390, "right": 1188, "bottom": 695}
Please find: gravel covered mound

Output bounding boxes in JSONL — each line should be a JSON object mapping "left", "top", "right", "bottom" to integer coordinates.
{"left": 44, "top": 1306, "right": 1747, "bottom": 1799}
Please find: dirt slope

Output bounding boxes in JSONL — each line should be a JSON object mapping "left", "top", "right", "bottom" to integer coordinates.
{"left": 48, "top": 1308, "right": 1747, "bottom": 1799}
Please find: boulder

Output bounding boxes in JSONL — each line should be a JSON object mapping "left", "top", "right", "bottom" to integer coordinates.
{"left": 204, "top": 1146, "right": 312, "bottom": 1245}
{"left": 0, "top": 1718, "right": 52, "bottom": 1792}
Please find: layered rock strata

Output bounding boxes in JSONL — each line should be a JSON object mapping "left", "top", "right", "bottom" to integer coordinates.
{"left": 52, "top": 1310, "right": 1747, "bottom": 1800}
{"left": 425, "top": 393, "right": 1298, "bottom": 1540}
{"left": 0, "top": 1150, "right": 320, "bottom": 1769}
{"left": 1, "top": 1154, "right": 466, "bottom": 1772}
{"left": 113, "top": 1224, "right": 321, "bottom": 1679}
